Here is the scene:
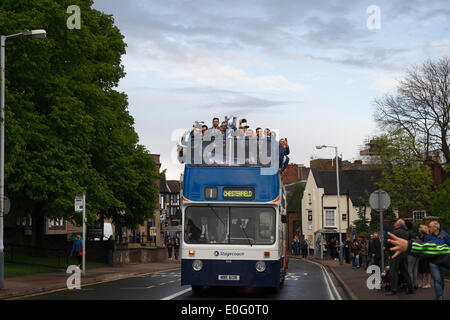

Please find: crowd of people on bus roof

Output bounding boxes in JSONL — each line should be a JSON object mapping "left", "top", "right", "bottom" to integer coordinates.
{"left": 178, "top": 116, "right": 291, "bottom": 173}
{"left": 191, "top": 117, "right": 275, "bottom": 139}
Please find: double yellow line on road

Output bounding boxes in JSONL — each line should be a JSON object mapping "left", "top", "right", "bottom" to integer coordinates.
{"left": 302, "top": 258, "right": 343, "bottom": 300}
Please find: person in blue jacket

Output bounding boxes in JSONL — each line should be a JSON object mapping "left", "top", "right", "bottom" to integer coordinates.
{"left": 424, "top": 221, "right": 450, "bottom": 300}
{"left": 70, "top": 235, "right": 83, "bottom": 269}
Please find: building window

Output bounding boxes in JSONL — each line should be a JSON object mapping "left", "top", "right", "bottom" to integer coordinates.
{"left": 413, "top": 210, "right": 426, "bottom": 222}
{"left": 308, "top": 210, "right": 312, "bottom": 222}
{"left": 342, "top": 214, "right": 347, "bottom": 221}
{"left": 17, "top": 215, "right": 32, "bottom": 226}
{"left": 48, "top": 218, "right": 64, "bottom": 228}
{"left": 324, "top": 209, "right": 336, "bottom": 228}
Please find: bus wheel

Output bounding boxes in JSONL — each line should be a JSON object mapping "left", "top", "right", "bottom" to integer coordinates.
{"left": 279, "top": 268, "right": 286, "bottom": 286}
{"left": 192, "top": 285, "right": 203, "bottom": 296}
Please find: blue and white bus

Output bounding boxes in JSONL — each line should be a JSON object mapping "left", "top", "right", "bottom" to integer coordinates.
{"left": 179, "top": 131, "right": 288, "bottom": 295}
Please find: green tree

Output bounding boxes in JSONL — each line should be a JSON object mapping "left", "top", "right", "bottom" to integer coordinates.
{"left": 287, "top": 183, "right": 305, "bottom": 217}
{"left": 1, "top": 0, "right": 159, "bottom": 246}
{"left": 353, "top": 197, "right": 370, "bottom": 234}
{"left": 431, "top": 164, "right": 450, "bottom": 231}
{"left": 372, "top": 132, "right": 434, "bottom": 217}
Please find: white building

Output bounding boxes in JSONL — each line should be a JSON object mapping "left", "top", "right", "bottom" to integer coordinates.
{"left": 302, "top": 168, "right": 382, "bottom": 250}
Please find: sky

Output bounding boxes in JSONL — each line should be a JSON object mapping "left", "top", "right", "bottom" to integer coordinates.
{"left": 92, "top": 0, "right": 450, "bottom": 180}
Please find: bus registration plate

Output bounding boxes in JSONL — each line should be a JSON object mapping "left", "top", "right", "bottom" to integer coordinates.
{"left": 218, "top": 275, "right": 240, "bottom": 281}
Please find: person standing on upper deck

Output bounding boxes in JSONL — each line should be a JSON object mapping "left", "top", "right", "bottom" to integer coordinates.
{"left": 279, "top": 138, "right": 290, "bottom": 172}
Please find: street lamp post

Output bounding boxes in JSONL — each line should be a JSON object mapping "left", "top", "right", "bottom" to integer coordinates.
{"left": 316, "top": 145, "right": 343, "bottom": 265}
{"left": 0, "top": 30, "right": 46, "bottom": 290}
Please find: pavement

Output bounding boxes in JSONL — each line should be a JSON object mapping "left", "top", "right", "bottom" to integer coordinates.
{"left": 301, "top": 255, "right": 450, "bottom": 300}
{"left": 0, "top": 259, "right": 181, "bottom": 300}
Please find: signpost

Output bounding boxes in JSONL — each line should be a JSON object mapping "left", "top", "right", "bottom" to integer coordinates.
{"left": 75, "top": 194, "right": 86, "bottom": 274}
{"left": 0, "top": 196, "right": 10, "bottom": 216}
{"left": 369, "top": 190, "right": 391, "bottom": 270}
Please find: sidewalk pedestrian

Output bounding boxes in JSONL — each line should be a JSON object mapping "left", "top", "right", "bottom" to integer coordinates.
{"left": 174, "top": 235, "right": 180, "bottom": 260}
{"left": 344, "top": 237, "right": 351, "bottom": 264}
{"left": 351, "top": 239, "right": 361, "bottom": 268}
{"left": 417, "top": 225, "right": 431, "bottom": 289}
{"left": 295, "top": 236, "right": 300, "bottom": 256}
{"left": 329, "top": 237, "right": 337, "bottom": 260}
{"left": 425, "top": 221, "right": 450, "bottom": 300}
{"left": 70, "top": 235, "right": 83, "bottom": 269}
{"left": 370, "top": 233, "right": 382, "bottom": 268}
{"left": 387, "top": 219, "right": 414, "bottom": 295}
{"left": 107, "top": 235, "right": 115, "bottom": 266}
{"left": 292, "top": 236, "right": 299, "bottom": 256}
{"left": 406, "top": 221, "right": 419, "bottom": 290}
{"left": 167, "top": 238, "right": 173, "bottom": 261}
{"left": 301, "top": 240, "right": 308, "bottom": 258}
{"left": 360, "top": 237, "right": 369, "bottom": 270}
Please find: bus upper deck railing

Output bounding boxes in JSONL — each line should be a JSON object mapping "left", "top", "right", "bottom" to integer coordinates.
{"left": 184, "top": 135, "right": 279, "bottom": 168}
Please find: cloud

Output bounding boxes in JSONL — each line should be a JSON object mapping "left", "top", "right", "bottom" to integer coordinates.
{"left": 126, "top": 86, "right": 302, "bottom": 114}
{"left": 122, "top": 36, "right": 307, "bottom": 93}
{"left": 368, "top": 71, "right": 401, "bottom": 94}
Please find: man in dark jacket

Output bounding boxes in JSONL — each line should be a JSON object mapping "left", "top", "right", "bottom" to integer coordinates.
{"left": 370, "top": 233, "right": 382, "bottom": 268}
{"left": 344, "top": 237, "right": 352, "bottom": 264}
{"left": 387, "top": 219, "right": 414, "bottom": 295}
{"left": 107, "top": 235, "right": 115, "bottom": 266}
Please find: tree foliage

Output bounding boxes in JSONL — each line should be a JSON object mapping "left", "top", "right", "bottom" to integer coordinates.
{"left": 371, "top": 132, "right": 434, "bottom": 214}
{"left": 287, "top": 183, "right": 305, "bottom": 216}
{"left": 0, "top": 0, "right": 159, "bottom": 243}
{"left": 353, "top": 196, "right": 371, "bottom": 234}
{"left": 431, "top": 164, "right": 450, "bottom": 231}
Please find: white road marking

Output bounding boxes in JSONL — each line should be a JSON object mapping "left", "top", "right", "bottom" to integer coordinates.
{"left": 160, "top": 288, "right": 192, "bottom": 300}
{"left": 285, "top": 272, "right": 301, "bottom": 281}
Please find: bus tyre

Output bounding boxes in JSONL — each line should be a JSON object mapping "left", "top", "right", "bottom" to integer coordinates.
{"left": 280, "top": 270, "right": 286, "bottom": 286}
{"left": 192, "top": 285, "right": 203, "bottom": 296}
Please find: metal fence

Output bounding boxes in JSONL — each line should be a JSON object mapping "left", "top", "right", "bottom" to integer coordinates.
{"left": 5, "top": 244, "right": 71, "bottom": 269}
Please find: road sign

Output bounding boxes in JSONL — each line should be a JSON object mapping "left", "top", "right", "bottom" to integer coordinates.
{"left": 74, "top": 196, "right": 83, "bottom": 213}
{"left": 369, "top": 190, "right": 391, "bottom": 211}
{"left": 1, "top": 196, "right": 10, "bottom": 215}
{"left": 369, "top": 189, "right": 391, "bottom": 272}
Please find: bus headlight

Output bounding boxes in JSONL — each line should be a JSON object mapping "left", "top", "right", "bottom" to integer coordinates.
{"left": 192, "top": 260, "right": 203, "bottom": 272}
{"left": 255, "top": 261, "right": 266, "bottom": 273}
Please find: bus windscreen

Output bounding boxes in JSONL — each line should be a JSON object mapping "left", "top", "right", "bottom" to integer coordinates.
{"left": 184, "top": 206, "right": 276, "bottom": 245}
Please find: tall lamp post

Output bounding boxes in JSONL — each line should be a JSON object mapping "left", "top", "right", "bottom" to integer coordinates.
{"left": 0, "top": 29, "right": 47, "bottom": 290}
{"left": 316, "top": 145, "right": 343, "bottom": 265}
